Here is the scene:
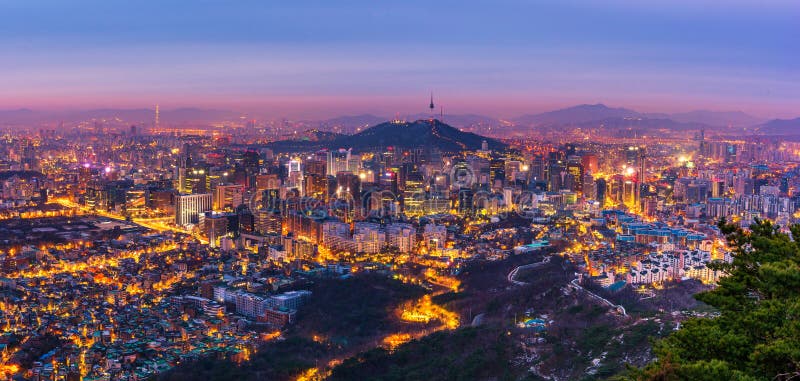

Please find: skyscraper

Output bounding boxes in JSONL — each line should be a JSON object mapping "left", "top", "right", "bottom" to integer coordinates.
{"left": 489, "top": 159, "right": 506, "bottom": 189}
{"left": 213, "top": 184, "right": 245, "bottom": 211}
{"left": 327, "top": 149, "right": 351, "bottom": 176}
{"left": 176, "top": 193, "right": 212, "bottom": 226}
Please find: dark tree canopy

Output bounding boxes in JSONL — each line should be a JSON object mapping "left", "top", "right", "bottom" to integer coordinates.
{"left": 630, "top": 219, "right": 800, "bottom": 381}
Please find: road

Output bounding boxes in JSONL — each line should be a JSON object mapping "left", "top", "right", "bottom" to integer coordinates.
{"left": 507, "top": 256, "right": 551, "bottom": 286}
{"left": 471, "top": 313, "right": 485, "bottom": 327}
{"left": 50, "top": 197, "right": 208, "bottom": 244}
{"left": 569, "top": 278, "right": 627, "bottom": 316}
{"left": 505, "top": 252, "right": 627, "bottom": 316}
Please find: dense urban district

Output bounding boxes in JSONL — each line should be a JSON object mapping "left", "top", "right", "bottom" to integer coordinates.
{"left": 2, "top": 105, "right": 800, "bottom": 380}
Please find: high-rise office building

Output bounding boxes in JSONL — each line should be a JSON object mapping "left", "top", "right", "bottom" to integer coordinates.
{"left": 489, "top": 159, "right": 505, "bottom": 188}
{"left": 327, "top": 149, "right": 351, "bottom": 176}
{"left": 213, "top": 184, "right": 245, "bottom": 211}
{"left": 176, "top": 193, "right": 212, "bottom": 226}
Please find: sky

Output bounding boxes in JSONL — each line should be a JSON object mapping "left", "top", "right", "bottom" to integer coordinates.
{"left": 0, "top": 0, "right": 798, "bottom": 119}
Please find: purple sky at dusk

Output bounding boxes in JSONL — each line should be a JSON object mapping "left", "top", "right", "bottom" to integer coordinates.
{"left": 0, "top": 0, "right": 797, "bottom": 119}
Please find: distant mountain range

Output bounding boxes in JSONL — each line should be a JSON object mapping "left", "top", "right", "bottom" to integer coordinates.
{"left": 267, "top": 119, "right": 505, "bottom": 153}
{"left": 511, "top": 104, "right": 766, "bottom": 128}
{"left": 0, "top": 104, "right": 789, "bottom": 134}
{"left": 514, "top": 104, "right": 639, "bottom": 126}
{"left": 756, "top": 117, "right": 800, "bottom": 135}
{"left": 0, "top": 107, "right": 241, "bottom": 125}
{"left": 668, "top": 110, "right": 764, "bottom": 127}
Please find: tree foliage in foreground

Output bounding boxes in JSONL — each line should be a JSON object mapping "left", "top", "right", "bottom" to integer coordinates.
{"left": 630, "top": 220, "right": 800, "bottom": 381}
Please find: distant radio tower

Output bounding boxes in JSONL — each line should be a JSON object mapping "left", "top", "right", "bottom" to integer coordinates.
{"left": 429, "top": 93, "right": 435, "bottom": 114}
{"left": 155, "top": 104, "right": 160, "bottom": 128}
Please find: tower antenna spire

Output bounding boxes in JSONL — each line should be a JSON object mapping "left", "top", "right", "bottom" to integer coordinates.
{"left": 429, "top": 92, "right": 435, "bottom": 114}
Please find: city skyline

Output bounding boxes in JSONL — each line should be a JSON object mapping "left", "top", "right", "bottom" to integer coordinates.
{"left": 1, "top": 0, "right": 798, "bottom": 119}
{"left": 2, "top": 2, "right": 800, "bottom": 380}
